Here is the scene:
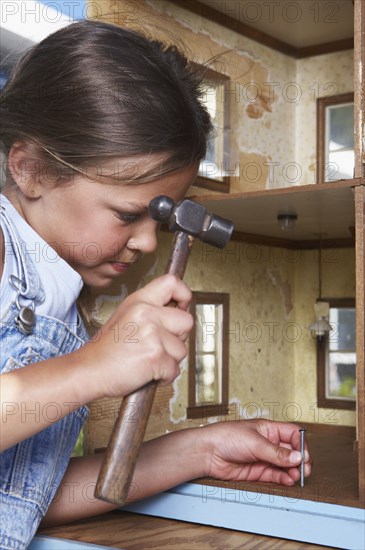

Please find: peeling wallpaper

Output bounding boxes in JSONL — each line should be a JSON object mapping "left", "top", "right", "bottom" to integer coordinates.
{"left": 145, "top": 0, "right": 299, "bottom": 191}
{"left": 91, "top": 1, "right": 352, "bottom": 192}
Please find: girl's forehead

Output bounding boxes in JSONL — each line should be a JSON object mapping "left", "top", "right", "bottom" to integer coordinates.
{"left": 91, "top": 155, "right": 199, "bottom": 187}
{"left": 97, "top": 154, "right": 170, "bottom": 181}
{"left": 116, "top": 163, "right": 199, "bottom": 201}
{"left": 90, "top": 165, "right": 197, "bottom": 215}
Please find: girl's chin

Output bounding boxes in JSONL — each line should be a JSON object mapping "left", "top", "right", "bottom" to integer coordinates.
{"left": 80, "top": 266, "right": 127, "bottom": 288}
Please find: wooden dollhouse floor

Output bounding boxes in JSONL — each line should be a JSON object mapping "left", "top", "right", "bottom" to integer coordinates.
{"left": 38, "top": 425, "right": 362, "bottom": 548}
{"left": 196, "top": 424, "right": 361, "bottom": 509}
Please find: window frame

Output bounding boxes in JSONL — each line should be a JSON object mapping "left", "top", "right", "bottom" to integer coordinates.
{"left": 187, "top": 291, "right": 230, "bottom": 419}
{"left": 195, "top": 66, "right": 231, "bottom": 194}
{"left": 316, "top": 92, "right": 354, "bottom": 183}
{"left": 317, "top": 297, "right": 356, "bottom": 410}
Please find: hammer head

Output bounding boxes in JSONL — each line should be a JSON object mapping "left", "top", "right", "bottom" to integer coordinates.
{"left": 149, "top": 195, "right": 234, "bottom": 249}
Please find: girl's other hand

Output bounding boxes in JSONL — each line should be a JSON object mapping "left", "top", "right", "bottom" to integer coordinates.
{"left": 82, "top": 274, "right": 193, "bottom": 399}
{"left": 200, "top": 419, "right": 312, "bottom": 486}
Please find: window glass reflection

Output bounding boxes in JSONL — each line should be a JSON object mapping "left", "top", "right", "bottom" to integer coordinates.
{"left": 325, "top": 103, "right": 354, "bottom": 181}
{"left": 327, "top": 306, "right": 356, "bottom": 400}
{"left": 195, "top": 303, "right": 223, "bottom": 404}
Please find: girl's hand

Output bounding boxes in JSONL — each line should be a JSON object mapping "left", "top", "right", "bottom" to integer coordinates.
{"left": 201, "top": 419, "right": 312, "bottom": 486}
{"left": 82, "top": 274, "right": 193, "bottom": 399}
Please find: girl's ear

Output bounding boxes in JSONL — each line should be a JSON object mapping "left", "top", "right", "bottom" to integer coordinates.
{"left": 7, "top": 142, "right": 42, "bottom": 198}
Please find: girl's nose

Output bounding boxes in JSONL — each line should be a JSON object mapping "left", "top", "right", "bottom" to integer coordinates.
{"left": 127, "top": 218, "right": 159, "bottom": 254}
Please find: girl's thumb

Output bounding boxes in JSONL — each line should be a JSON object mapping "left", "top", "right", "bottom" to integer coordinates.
{"left": 260, "top": 440, "right": 302, "bottom": 467}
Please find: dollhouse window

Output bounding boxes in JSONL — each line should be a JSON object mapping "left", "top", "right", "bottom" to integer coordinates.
{"left": 187, "top": 292, "right": 229, "bottom": 419}
{"left": 317, "top": 298, "right": 356, "bottom": 410}
{"left": 196, "top": 67, "right": 231, "bottom": 193}
{"left": 316, "top": 93, "right": 354, "bottom": 183}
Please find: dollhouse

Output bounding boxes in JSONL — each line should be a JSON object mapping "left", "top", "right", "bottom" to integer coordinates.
{"left": 32, "top": 0, "right": 364, "bottom": 547}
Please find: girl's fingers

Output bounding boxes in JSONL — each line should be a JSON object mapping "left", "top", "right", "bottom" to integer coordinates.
{"left": 261, "top": 468, "right": 297, "bottom": 486}
{"left": 155, "top": 307, "right": 194, "bottom": 339}
{"left": 160, "top": 330, "right": 189, "bottom": 364}
{"left": 257, "top": 421, "right": 312, "bottom": 465}
{"left": 136, "top": 274, "right": 192, "bottom": 309}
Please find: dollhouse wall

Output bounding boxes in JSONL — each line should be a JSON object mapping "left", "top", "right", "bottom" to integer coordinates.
{"left": 84, "top": 0, "right": 356, "bottom": 452}
{"left": 85, "top": 237, "right": 355, "bottom": 451}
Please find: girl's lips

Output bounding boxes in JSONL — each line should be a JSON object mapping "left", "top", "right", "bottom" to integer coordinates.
{"left": 110, "top": 262, "right": 130, "bottom": 273}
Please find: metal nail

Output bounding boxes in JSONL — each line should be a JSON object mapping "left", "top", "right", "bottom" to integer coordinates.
{"left": 299, "top": 428, "right": 306, "bottom": 488}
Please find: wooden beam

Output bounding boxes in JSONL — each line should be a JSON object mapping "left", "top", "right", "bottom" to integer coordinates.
{"left": 191, "top": 178, "right": 361, "bottom": 203}
{"left": 231, "top": 231, "right": 354, "bottom": 250}
{"left": 354, "top": 185, "right": 365, "bottom": 503}
{"left": 354, "top": 0, "right": 365, "bottom": 179}
{"left": 297, "top": 38, "right": 354, "bottom": 59}
{"left": 354, "top": 0, "right": 365, "bottom": 503}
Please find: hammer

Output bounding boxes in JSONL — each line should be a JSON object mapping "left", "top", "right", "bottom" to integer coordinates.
{"left": 95, "top": 195, "right": 233, "bottom": 505}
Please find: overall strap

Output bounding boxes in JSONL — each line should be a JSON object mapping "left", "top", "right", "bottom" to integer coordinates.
{"left": 0, "top": 201, "right": 45, "bottom": 304}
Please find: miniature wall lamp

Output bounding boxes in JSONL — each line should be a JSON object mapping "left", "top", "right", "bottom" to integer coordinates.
{"left": 277, "top": 213, "right": 297, "bottom": 230}
{"left": 308, "top": 241, "right": 332, "bottom": 341}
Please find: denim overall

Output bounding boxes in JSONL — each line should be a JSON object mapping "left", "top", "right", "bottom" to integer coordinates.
{"left": 0, "top": 203, "right": 89, "bottom": 549}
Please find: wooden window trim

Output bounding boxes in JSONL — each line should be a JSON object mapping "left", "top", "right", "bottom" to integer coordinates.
{"left": 316, "top": 92, "right": 354, "bottom": 184}
{"left": 193, "top": 66, "right": 231, "bottom": 194}
{"left": 317, "top": 297, "right": 356, "bottom": 410}
{"left": 187, "top": 292, "right": 229, "bottom": 419}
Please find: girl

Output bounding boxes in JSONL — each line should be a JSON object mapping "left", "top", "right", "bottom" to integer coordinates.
{"left": 0, "top": 20, "right": 311, "bottom": 549}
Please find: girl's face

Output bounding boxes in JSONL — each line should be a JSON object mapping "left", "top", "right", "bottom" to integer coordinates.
{"left": 20, "top": 161, "right": 199, "bottom": 288}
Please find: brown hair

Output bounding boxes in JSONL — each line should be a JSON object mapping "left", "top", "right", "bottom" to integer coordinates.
{"left": 0, "top": 20, "right": 212, "bottom": 185}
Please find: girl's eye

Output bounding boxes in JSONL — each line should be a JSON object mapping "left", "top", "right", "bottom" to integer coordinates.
{"left": 117, "top": 212, "right": 142, "bottom": 224}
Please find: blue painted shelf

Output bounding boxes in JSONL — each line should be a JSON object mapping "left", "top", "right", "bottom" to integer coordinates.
{"left": 124, "top": 482, "right": 365, "bottom": 550}
{"left": 29, "top": 535, "right": 112, "bottom": 549}
{"left": 30, "top": 483, "right": 365, "bottom": 549}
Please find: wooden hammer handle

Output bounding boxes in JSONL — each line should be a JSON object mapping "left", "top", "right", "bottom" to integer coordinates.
{"left": 95, "top": 232, "right": 194, "bottom": 505}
